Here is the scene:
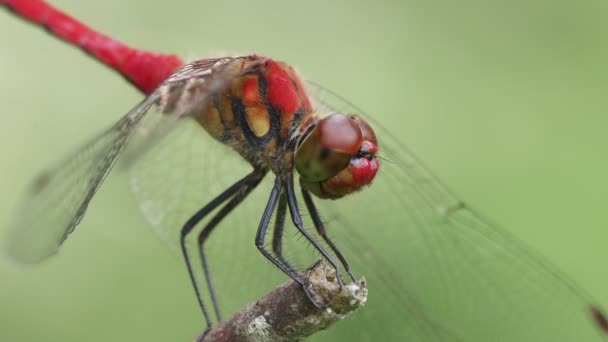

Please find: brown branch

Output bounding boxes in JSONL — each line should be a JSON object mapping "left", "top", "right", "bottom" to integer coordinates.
{"left": 199, "top": 261, "right": 368, "bottom": 342}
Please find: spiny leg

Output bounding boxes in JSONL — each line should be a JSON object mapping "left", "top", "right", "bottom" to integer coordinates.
{"left": 285, "top": 174, "right": 344, "bottom": 286}
{"left": 302, "top": 188, "right": 355, "bottom": 282}
{"left": 197, "top": 171, "right": 265, "bottom": 322}
{"left": 255, "top": 176, "right": 323, "bottom": 308}
{"left": 271, "top": 191, "right": 298, "bottom": 275}
{"left": 181, "top": 169, "right": 265, "bottom": 335}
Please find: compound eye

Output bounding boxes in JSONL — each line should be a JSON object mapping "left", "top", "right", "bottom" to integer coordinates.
{"left": 318, "top": 114, "right": 362, "bottom": 155}
{"left": 350, "top": 115, "right": 378, "bottom": 151}
{"left": 295, "top": 114, "right": 363, "bottom": 182}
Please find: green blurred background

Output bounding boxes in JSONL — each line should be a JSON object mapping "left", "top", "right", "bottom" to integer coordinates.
{"left": 1, "top": 0, "right": 607, "bottom": 341}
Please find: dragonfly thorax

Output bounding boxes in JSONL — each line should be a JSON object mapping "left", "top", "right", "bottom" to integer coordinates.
{"left": 188, "top": 57, "right": 315, "bottom": 170}
{"left": 295, "top": 113, "right": 379, "bottom": 199}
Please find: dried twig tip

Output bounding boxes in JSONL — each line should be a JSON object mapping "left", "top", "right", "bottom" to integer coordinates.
{"left": 201, "top": 261, "right": 368, "bottom": 342}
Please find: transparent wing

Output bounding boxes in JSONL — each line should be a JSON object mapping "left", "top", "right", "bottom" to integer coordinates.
{"left": 126, "top": 56, "right": 267, "bottom": 254}
{"left": 5, "top": 57, "right": 251, "bottom": 265}
{"left": 6, "top": 93, "right": 159, "bottom": 264}
{"left": 128, "top": 115, "right": 257, "bottom": 251}
{"left": 306, "top": 82, "right": 608, "bottom": 341}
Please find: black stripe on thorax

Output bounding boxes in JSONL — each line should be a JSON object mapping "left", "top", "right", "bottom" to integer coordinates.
{"left": 212, "top": 93, "right": 233, "bottom": 143}
{"left": 231, "top": 99, "right": 279, "bottom": 149}
{"left": 257, "top": 72, "right": 268, "bottom": 100}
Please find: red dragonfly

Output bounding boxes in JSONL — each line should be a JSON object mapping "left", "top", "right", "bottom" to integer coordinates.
{"left": 2, "top": 1, "right": 607, "bottom": 341}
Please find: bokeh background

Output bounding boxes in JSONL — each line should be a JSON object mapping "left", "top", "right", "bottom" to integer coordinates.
{"left": 1, "top": 0, "right": 607, "bottom": 341}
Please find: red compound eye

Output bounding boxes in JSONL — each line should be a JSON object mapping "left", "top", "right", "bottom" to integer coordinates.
{"left": 318, "top": 114, "right": 362, "bottom": 155}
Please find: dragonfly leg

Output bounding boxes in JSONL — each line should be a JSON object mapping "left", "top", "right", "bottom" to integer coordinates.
{"left": 301, "top": 188, "right": 355, "bottom": 282}
{"left": 270, "top": 191, "right": 298, "bottom": 274}
{"left": 181, "top": 169, "right": 266, "bottom": 330}
{"left": 285, "top": 175, "right": 344, "bottom": 287}
{"left": 194, "top": 328, "right": 210, "bottom": 342}
{"left": 196, "top": 171, "right": 265, "bottom": 322}
{"left": 255, "top": 176, "right": 323, "bottom": 308}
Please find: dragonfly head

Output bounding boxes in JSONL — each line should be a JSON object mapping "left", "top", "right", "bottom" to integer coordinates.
{"left": 295, "top": 113, "right": 379, "bottom": 199}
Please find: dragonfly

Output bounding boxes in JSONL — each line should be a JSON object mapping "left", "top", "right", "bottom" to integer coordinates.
{"left": 2, "top": 1, "right": 607, "bottom": 341}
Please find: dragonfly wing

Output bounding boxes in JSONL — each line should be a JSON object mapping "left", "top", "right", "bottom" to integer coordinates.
{"left": 306, "top": 81, "right": 607, "bottom": 341}
{"left": 128, "top": 115, "right": 256, "bottom": 251}
{"left": 127, "top": 56, "right": 269, "bottom": 250}
{"left": 6, "top": 93, "right": 159, "bottom": 264}
{"left": 6, "top": 56, "right": 260, "bottom": 265}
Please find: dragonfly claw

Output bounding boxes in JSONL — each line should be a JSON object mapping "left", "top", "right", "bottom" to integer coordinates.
{"left": 301, "top": 282, "right": 326, "bottom": 309}
{"left": 194, "top": 328, "right": 210, "bottom": 342}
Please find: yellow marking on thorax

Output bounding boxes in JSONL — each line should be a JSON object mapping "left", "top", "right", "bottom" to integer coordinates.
{"left": 246, "top": 104, "right": 271, "bottom": 137}
{"left": 231, "top": 74, "right": 272, "bottom": 137}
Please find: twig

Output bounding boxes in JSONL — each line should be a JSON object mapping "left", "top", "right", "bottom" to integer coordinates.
{"left": 200, "top": 261, "right": 368, "bottom": 342}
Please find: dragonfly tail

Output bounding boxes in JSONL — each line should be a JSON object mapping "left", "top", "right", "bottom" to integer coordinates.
{"left": 2, "top": 0, "right": 184, "bottom": 94}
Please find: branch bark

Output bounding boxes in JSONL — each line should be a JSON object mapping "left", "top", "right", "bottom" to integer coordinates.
{"left": 199, "top": 261, "right": 368, "bottom": 342}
